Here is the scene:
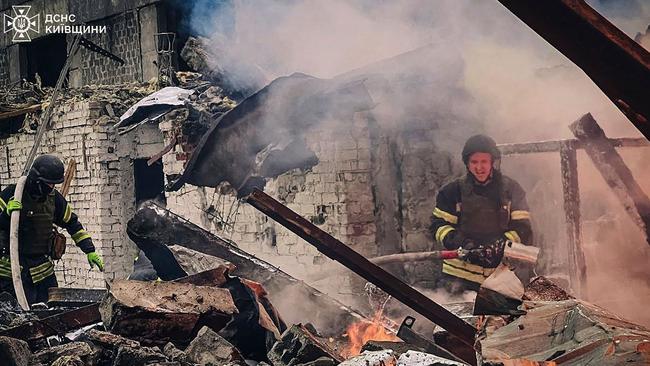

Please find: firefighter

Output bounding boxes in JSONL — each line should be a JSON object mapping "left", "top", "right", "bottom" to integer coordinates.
{"left": 0, "top": 154, "right": 104, "bottom": 304}
{"left": 431, "top": 135, "right": 532, "bottom": 291}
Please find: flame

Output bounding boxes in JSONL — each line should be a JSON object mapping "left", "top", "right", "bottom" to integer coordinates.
{"left": 342, "top": 312, "right": 399, "bottom": 358}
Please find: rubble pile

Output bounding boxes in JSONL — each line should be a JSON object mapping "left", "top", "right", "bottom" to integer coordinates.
{"left": 1, "top": 238, "right": 650, "bottom": 366}
{"left": 0, "top": 70, "right": 236, "bottom": 166}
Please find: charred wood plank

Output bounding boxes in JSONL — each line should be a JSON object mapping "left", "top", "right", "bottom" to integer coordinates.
{"left": 0, "top": 303, "right": 101, "bottom": 342}
{"left": 47, "top": 288, "right": 106, "bottom": 307}
{"left": 570, "top": 113, "right": 650, "bottom": 244}
{"left": 498, "top": 137, "right": 650, "bottom": 155}
{"left": 496, "top": 0, "right": 650, "bottom": 138}
{"left": 245, "top": 189, "right": 477, "bottom": 364}
{"left": 559, "top": 141, "right": 587, "bottom": 293}
{"left": 127, "top": 203, "right": 366, "bottom": 336}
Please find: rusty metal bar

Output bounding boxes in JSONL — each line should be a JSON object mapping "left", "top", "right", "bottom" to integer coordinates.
{"left": 570, "top": 114, "right": 650, "bottom": 245}
{"left": 559, "top": 140, "right": 586, "bottom": 294}
{"left": 496, "top": 0, "right": 650, "bottom": 138}
{"left": 498, "top": 137, "right": 650, "bottom": 155}
{"left": 245, "top": 189, "right": 477, "bottom": 360}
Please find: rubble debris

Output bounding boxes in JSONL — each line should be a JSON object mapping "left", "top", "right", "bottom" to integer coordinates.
{"left": 180, "top": 37, "right": 220, "bottom": 82}
{"left": 339, "top": 349, "right": 397, "bottom": 366}
{"left": 397, "top": 350, "right": 466, "bottom": 366}
{"left": 127, "top": 203, "right": 365, "bottom": 335}
{"left": 268, "top": 324, "right": 342, "bottom": 366}
{"left": 168, "top": 244, "right": 234, "bottom": 275}
{"left": 361, "top": 340, "right": 424, "bottom": 356}
{"left": 481, "top": 360, "right": 557, "bottom": 366}
{"left": 220, "top": 277, "right": 285, "bottom": 360}
{"left": 116, "top": 86, "right": 194, "bottom": 132}
{"left": 169, "top": 72, "right": 373, "bottom": 195}
{"left": 180, "top": 36, "right": 267, "bottom": 99}
{"left": 47, "top": 288, "right": 106, "bottom": 307}
{"left": 522, "top": 277, "right": 573, "bottom": 302}
{"left": 174, "top": 265, "right": 231, "bottom": 287}
{"left": 571, "top": 113, "right": 650, "bottom": 245}
{"left": 0, "top": 292, "right": 38, "bottom": 331}
{"left": 497, "top": 0, "right": 650, "bottom": 136}
{"left": 162, "top": 342, "right": 190, "bottom": 363}
{"left": 99, "top": 280, "right": 237, "bottom": 344}
{"left": 185, "top": 326, "right": 245, "bottom": 365}
{"left": 479, "top": 299, "right": 650, "bottom": 364}
{"left": 0, "top": 336, "right": 33, "bottom": 366}
{"left": 0, "top": 303, "right": 101, "bottom": 343}
{"left": 396, "top": 316, "right": 465, "bottom": 363}
{"left": 50, "top": 355, "right": 85, "bottom": 366}
{"left": 245, "top": 188, "right": 477, "bottom": 364}
{"left": 78, "top": 329, "right": 140, "bottom": 362}
{"left": 34, "top": 342, "right": 94, "bottom": 365}
{"left": 474, "top": 265, "right": 525, "bottom": 316}
{"left": 112, "top": 344, "right": 169, "bottom": 366}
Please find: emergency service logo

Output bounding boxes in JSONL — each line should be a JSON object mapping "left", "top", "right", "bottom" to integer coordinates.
{"left": 3, "top": 6, "right": 40, "bottom": 43}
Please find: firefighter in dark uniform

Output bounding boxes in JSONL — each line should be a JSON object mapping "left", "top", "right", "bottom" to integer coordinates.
{"left": 0, "top": 154, "right": 104, "bottom": 304}
{"left": 431, "top": 135, "right": 532, "bottom": 291}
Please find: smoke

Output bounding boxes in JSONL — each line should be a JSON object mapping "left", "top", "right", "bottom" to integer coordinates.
{"left": 188, "top": 0, "right": 650, "bottom": 326}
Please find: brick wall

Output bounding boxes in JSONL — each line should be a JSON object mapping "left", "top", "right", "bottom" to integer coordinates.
{"left": 75, "top": 11, "right": 143, "bottom": 86}
{"left": 160, "top": 113, "right": 377, "bottom": 306}
{"left": 0, "top": 99, "right": 163, "bottom": 288}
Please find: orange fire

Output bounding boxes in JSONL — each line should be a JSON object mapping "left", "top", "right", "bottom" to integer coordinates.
{"left": 342, "top": 312, "right": 399, "bottom": 358}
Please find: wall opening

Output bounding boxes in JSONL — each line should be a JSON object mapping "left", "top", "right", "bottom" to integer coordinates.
{"left": 21, "top": 34, "right": 67, "bottom": 87}
{"left": 134, "top": 159, "right": 166, "bottom": 206}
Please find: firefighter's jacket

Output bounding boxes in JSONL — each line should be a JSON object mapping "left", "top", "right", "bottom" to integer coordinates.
{"left": 0, "top": 185, "right": 95, "bottom": 283}
{"left": 431, "top": 171, "right": 532, "bottom": 284}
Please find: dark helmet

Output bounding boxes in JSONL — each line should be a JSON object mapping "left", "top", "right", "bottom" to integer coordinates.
{"left": 461, "top": 134, "right": 500, "bottom": 165}
{"left": 28, "top": 154, "right": 65, "bottom": 184}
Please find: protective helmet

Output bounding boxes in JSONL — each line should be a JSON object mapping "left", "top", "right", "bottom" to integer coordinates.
{"left": 461, "top": 134, "right": 500, "bottom": 165}
{"left": 28, "top": 154, "right": 65, "bottom": 184}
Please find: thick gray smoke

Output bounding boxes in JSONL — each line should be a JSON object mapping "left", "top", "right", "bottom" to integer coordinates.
{"left": 191, "top": 0, "right": 650, "bottom": 326}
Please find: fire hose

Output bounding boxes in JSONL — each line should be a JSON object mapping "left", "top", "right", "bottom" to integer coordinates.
{"left": 369, "top": 240, "right": 539, "bottom": 267}
{"left": 10, "top": 176, "right": 30, "bottom": 310}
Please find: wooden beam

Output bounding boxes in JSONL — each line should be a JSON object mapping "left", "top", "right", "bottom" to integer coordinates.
{"left": 570, "top": 113, "right": 650, "bottom": 244}
{"left": 559, "top": 140, "right": 586, "bottom": 294}
{"left": 0, "top": 105, "right": 41, "bottom": 121}
{"left": 496, "top": 0, "right": 650, "bottom": 139}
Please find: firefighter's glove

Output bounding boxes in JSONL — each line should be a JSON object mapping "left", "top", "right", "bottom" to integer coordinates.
{"left": 465, "top": 238, "right": 506, "bottom": 268}
{"left": 443, "top": 230, "right": 468, "bottom": 250}
{"left": 6, "top": 199, "right": 22, "bottom": 215}
{"left": 87, "top": 252, "right": 104, "bottom": 272}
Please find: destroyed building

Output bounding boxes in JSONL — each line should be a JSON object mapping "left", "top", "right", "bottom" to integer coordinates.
{"left": 1, "top": 0, "right": 650, "bottom": 365}
{"left": 0, "top": 0, "right": 483, "bottom": 303}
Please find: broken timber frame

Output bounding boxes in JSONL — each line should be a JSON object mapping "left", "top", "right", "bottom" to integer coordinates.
{"left": 570, "top": 114, "right": 650, "bottom": 244}
{"left": 498, "top": 131, "right": 650, "bottom": 294}
{"left": 496, "top": 0, "right": 650, "bottom": 138}
{"left": 245, "top": 189, "right": 477, "bottom": 365}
